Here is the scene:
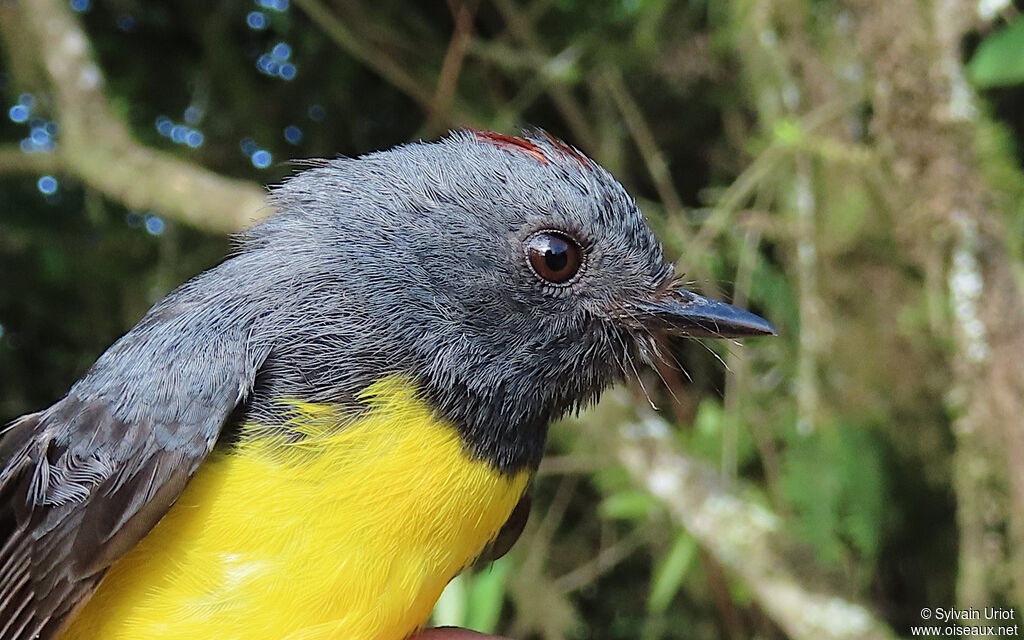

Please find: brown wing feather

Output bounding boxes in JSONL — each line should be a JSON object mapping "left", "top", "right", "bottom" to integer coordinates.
{"left": 0, "top": 403, "right": 211, "bottom": 640}
{"left": 0, "top": 331, "right": 263, "bottom": 640}
{"left": 0, "top": 209, "right": 279, "bottom": 639}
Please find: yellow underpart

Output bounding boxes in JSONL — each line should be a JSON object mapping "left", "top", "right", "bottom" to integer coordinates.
{"left": 62, "top": 376, "right": 530, "bottom": 640}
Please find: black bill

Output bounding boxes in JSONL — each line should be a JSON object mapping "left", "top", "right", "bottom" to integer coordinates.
{"left": 632, "top": 289, "right": 777, "bottom": 339}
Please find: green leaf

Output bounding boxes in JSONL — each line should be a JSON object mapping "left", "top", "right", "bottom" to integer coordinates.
{"left": 688, "top": 398, "right": 759, "bottom": 467}
{"left": 465, "top": 558, "right": 512, "bottom": 634}
{"left": 772, "top": 118, "right": 805, "bottom": 146}
{"left": 969, "top": 19, "right": 1024, "bottom": 88}
{"left": 648, "top": 532, "right": 697, "bottom": 614}
{"left": 781, "top": 422, "right": 889, "bottom": 574}
{"left": 599, "top": 489, "right": 660, "bottom": 520}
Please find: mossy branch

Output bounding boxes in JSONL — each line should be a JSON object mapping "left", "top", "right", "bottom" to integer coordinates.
{"left": 3, "top": 0, "right": 267, "bottom": 233}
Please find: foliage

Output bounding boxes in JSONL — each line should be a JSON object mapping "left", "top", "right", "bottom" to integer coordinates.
{"left": 2, "top": 0, "right": 1024, "bottom": 638}
{"left": 781, "top": 421, "right": 888, "bottom": 578}
{"left": 970, "top": 17, "right": 1024, "bottom": 88}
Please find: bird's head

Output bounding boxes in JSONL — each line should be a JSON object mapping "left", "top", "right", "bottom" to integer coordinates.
{"left": 252, "top": 130, "right": 774, "bottom": 471}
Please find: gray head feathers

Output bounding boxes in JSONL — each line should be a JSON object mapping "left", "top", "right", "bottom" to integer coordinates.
{"left": 237, "top": 130, "right": 672, "bottom": 469}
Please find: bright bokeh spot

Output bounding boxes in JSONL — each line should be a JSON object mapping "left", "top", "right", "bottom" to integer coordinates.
{"left": 251, "top": 149, "right": 272, "bottom": 168}
{"left": 257, "top": 0, "right": 289, "bottom": 11}
{"left": 257, "top": 42, "right": 297, "bottom": 79}
{"left": 155, "top": 115, "right": 173, "bottom": 136}
{"left": 156, "top": 115, "right": 203, "bottom": 150}
{"left": 9, "top": 105, "right": 29, "bottom": 123}
{"left": 272, "top": 42, "right": 292, "bottom": 60}
{"left": 144, "top": 214, "right": 165, "bottom": 235}
{"left": 256, "top": 54, "right": 279, "bottom": 75}
{"left": 284, "top": 125, "right": 303, "bottom": 144}
{"left": 246, "top": 11, "right": 267, "bottom": 29}
{"left": 37, "top": 175, "right": 58, "bottom": 195}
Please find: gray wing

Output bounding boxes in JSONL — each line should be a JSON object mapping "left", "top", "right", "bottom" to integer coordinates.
{"left": 0, "top": 278, "right": 269, "bottom": 640}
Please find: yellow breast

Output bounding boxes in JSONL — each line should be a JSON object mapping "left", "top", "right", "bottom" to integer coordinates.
{"left": 62, "top": 376, "right": 530, "bottom": 640}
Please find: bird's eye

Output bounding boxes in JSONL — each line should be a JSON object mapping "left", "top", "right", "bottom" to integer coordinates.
{"left": 525, "top": 231, "right": 583, "bottom": 285}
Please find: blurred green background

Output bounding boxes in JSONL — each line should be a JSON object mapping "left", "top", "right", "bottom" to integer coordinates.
{"left": 2, "top": 1, "right": 1024, "bottom": 638}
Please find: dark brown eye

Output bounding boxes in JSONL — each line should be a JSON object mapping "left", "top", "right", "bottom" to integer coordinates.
{"left": 526, "top": 231, "right": 583, "bottom": 285}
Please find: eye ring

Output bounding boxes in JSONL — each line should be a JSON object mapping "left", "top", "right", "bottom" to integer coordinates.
{"left": 524, "top": 229, "right": 585, "bottom": 286}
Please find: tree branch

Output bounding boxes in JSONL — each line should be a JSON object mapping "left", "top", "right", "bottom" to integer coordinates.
{"left": 0, "top": 146, "right": 61, "bottom": 175}
{"left": 292, "top": 0, "right": 440, "bottom": 116}
{"left": 852, "top": 0, "right": 1024, "bottom": 606}
{"left": 601, "top": 68, "right": 686, "bottom": 224}
{"left": 8, "top": 0, "right": 267, "bottom": 233}
{"left": 490, "top": 0, "right": 598, "bottom": 151}
{"left": 595, "top": 395, "right": 898, "bottom": 640}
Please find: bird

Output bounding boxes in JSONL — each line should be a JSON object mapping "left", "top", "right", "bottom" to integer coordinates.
{"left": 0, "top": 130, "right": 775, "bottom": 640}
